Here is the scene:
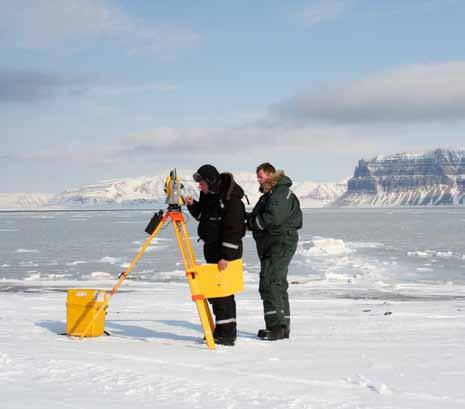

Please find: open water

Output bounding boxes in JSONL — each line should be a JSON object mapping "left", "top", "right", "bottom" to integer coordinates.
{"left": 1, "top": 208, "right": 464, "bottom": 288}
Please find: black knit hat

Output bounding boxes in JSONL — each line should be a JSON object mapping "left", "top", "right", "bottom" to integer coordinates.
{"left": 193, "top": 164, "right": 220, "bottom": 190}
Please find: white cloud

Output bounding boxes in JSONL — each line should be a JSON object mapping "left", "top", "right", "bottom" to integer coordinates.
{"left": 273, "top": 61, "right": 465, "bottom": 123}
{"left": 296, "top": 0, "right": 346, "bottom": 26}
{"left": 1, "top": 0, "right": 199, "bottom": 53}
{"left": 106, "top": 124, "right": 385, "bottom": 160}
{"left": 14, "top": 118, "right": 465, "bottom": 186}
{"left": 20, "top": 117, "right": 461, "bottom": 165}
{"left": 17, "top": 123, "right": 381, "bottom": 164}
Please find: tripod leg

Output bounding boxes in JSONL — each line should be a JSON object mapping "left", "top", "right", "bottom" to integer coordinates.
{"left": 109, "top": 215, "right": 167, "bottom": 296}
{"left": 78, "top": 216, "right": 167, "bottom": 339}
{"left": 195, "top": 299, "right": 215, "bottom": 350}
{"left": 171, "top": 216, "right": 216, "bottom": 349}
{"left": 179, "top": 220, "right": 198, "bottom": 265}
{"left": 204, "top": 298, "right": 215, "bottom": 331}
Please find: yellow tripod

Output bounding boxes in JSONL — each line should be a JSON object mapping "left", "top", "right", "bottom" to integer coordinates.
{"left": 75, "top": 207, "right": 243, "bottom": 350}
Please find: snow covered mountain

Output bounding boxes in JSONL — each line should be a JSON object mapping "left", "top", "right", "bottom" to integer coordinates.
{"left": 4, "top": 148, "right": 465, "bottom": 210}
{"left": 334, "top": 148, "right": 465, "bottom": 207}
{"left": 50, "top": 171, "right": 346, "bottom": 209}
{"left": 293, "top": 180, "right": 348, "bottom": 208}
{"left": 0, "top": 193, "right": 54, "bottom": 210}
{"left": 1, "top": 171, "right": 347, "bottom": 210}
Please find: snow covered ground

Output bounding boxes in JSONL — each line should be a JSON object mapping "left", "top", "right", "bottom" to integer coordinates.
{"left": 1, "top": 279, "right": 465, "bottom": 409}
{"left": 2, "top": 208, "right": 465, "bottom": 408}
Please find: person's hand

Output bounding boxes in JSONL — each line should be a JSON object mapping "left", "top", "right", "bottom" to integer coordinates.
{"left": 245, "top": 213, "right": 254, "bottom": 231}
{"left": 184, "top": 195, "right": 194, "bottom": 206}
{"left": 218, "top": 259, "right": 228, "bottom": 271}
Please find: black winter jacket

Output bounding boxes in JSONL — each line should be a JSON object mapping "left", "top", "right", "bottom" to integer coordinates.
{"left": 187, "top": 191, "right": 222, "bottom": 245}
{"left": 187, "top": 173, "right": 246, "bottom": 260}
{"left": 218, "top": 173, "right": 246, "bottom": 260}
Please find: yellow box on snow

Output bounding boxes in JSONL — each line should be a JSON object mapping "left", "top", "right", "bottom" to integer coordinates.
{"left": 66, "top": 289, "right": 107, "bottom": 337}
{"left": 187, "top": 258, "right": 244, "bottom": 299}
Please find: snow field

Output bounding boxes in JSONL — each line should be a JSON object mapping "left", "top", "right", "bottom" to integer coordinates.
{"left": 1, "top": 281, "right": 465, "bottom": 409}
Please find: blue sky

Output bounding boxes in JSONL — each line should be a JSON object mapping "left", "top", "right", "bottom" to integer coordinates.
{"left": 2, "top": 0, "right": 465, "bottom": 192}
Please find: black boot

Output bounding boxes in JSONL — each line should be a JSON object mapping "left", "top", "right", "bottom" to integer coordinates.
{"left": 258, "top": 325, "right": 290, "bottom": 340}
{"left": 284, "top": 325, "right": 290, "bottom": 339}
{"left": 214, "top": 335, "right": 235, "bottom": 346}
{"left": 258, "top": 325, "right": 285, "bottom": 341}
{"left": 214, "top": 323, "right": 236, "bottom": 346}
{"left": 203, "top": 334, "right": 236, "bottom": 346}
{"left": 257, "top": 328, "right": 268, "bottom": 339}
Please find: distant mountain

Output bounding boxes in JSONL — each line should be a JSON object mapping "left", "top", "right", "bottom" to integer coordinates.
{"left": 293, "top": 180, "right": 348, "bottom": 208}
{"left": 4, "top": 149, "right": 465, "bottom": 210}
{"left": 334, "top": 148, "right": 465, "bottom": 207}
{"left": 1, "top": 171, "right": 346, "bottom": 210}
{"left": 0, "top": 193, "right": 54, "bottom": 210}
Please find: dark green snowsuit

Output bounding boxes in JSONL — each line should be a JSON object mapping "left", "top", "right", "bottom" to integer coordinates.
{"left": 248, "top": 172, "right": 302, "bottom": 329}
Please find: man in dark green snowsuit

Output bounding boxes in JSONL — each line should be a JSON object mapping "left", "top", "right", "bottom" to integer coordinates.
{"left": 247, "top": 163, "right": 302, "bottom": 341}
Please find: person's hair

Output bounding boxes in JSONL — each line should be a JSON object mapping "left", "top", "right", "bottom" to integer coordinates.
{"left": 256, "top": 162, "right": 276, "bottom": 174}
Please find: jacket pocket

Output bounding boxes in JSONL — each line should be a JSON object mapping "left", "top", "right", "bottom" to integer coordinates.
{"left": 198, "top": 221, "right": 221, "bottom": 243}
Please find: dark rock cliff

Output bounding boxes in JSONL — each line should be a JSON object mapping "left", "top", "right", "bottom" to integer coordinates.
{"left": 336, "top": 148, "right": 465, "bottom": 206}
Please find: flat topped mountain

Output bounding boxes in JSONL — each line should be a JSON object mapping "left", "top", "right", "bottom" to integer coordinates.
{"left": 336, "top": 148, "right": 465, "bottom": 206}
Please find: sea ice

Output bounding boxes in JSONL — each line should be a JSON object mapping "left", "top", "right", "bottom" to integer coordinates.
{"left": 89, "top": 271, "right": 113, "bottom": 279}
{"left": 99, "top": 256, "right": 120, "bottom": 264}
{"left": 66, "top": 261, "right": 87, "bottom": 266}
{"left": 1, "top": 280, "right": 464, "bottom": 409}
{"left": 299, "top": 238, "right": 353, "bottom": 257}
{"left": 24, "top": 272, "right": 41, "bottom": 280}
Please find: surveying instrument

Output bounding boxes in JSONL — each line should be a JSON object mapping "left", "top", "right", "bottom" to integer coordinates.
{"left": 65, "top": 169, "right": 244, "bottom": 350}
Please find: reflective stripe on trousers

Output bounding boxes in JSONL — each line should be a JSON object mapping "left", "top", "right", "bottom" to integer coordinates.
{"left": 216, "top": 318, "right": 237, "bottom": 325}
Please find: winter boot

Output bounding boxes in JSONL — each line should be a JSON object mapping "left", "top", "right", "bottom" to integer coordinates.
{"left": 214, "top": 335, "right": 235, "bottom": 346}
{"left": 284, "top": 325, "right": 290, "bottom": 339}
{"left": 257, "top": 328, "right": 268, "bottom": 339}
{"left": 258, "top": 326, "right": 290, "bottom": 339}
{"left": 214, "top": 324, "right": 236, "bottom": 346}
{"left": 257, "top": 326, "right": 285, "bottom": 341}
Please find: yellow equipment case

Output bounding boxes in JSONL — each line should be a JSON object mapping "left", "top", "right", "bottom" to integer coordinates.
{"left": 66, "top": 289, "right": 107, "bottom": 337}
{"left": 187, "top": 259, "right": 244, "bottom": 299}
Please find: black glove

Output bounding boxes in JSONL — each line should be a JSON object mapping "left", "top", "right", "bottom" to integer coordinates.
{"left": 245, "top": 212, "right": 255, "bottom": 231}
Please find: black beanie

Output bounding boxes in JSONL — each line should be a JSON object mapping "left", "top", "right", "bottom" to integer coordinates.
{"left": 193, "top": 164, "right": 220, "bottom": 190}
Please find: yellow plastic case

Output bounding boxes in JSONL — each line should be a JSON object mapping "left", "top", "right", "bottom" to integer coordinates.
{"left": 66, "top": 289, "right": 107, "bottom": 337}
{"left": 187, "top": 259, "right": 244, "bottom": 299}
